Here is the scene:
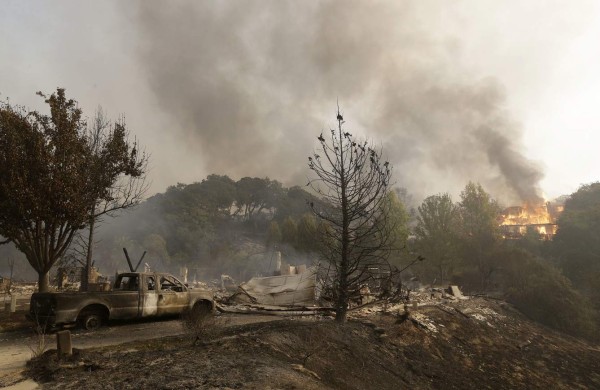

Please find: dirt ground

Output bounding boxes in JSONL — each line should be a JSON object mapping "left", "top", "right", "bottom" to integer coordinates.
{"left": 21, "top": 297, "right": 600, "bottom": 389}
{"left": 0, "top": 309, "right": 30, "bottom": 332}
{"left": 0, "top": 313, "right": 283, "bottom": 387}
{"left": 0, "top": 294, "right": 33, "bottom": 332}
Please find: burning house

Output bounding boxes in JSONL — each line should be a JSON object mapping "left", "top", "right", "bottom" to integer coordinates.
{"left": 499, "top": 202, "right": 564, "bottom": 240}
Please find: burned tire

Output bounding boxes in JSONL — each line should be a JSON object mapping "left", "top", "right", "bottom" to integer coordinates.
{"left": 78, "top": 309, "right": 106, "bottom": 331}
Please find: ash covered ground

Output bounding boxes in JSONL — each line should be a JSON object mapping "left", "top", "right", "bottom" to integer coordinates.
{"left": 20, "top": 296, "right": 600, "bottom": 390}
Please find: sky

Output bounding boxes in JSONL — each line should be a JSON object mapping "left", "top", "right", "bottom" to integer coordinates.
{"left": 1, "top": 0, "right": 599, "bottom": 206}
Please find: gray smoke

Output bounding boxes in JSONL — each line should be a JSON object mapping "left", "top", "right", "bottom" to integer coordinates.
{"left": 133, "top": 0, "right": 544, "bottom": 205}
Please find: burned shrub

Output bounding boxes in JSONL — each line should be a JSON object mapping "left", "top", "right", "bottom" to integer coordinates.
{"left": 180, "top": 302, "right": 226, "bottom": 345}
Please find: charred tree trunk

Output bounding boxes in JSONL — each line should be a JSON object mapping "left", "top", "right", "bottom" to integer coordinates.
{"left": 38, "top": 271, "right": 50, "bottom": 293}
{"left": 81, "top": 206, "right": 96, "bottom": 292}
{"left": 335, "top": 123, "right": 350, "bottom": 323}
{"left": 335, "top": 269, "right": 349, "bottom": 322}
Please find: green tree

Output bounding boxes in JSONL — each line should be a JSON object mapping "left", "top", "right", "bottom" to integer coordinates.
{"left": 234, "top": 177, "right": 283, "bottom": 222}
{"left": 0, "top": 89, "right": 143, "bottom": 291}
{"left": 501, "top": 248, "right": 597, "bottom": 340}
{"left": 296, "top": 213, "right": 318, "bottom": 252}
{"left": 553, "top": 182, "right": 600, "bottom": 305}
{"left": 196, "top": 174, "right": 236, "bottom": 217}
{"left": 509, "top": 225, "right": 547, "bottom": 258}
{"left": 308, "top": 110, "right": 393, "bottom": 322}
{"left": 382, "top": 191, "right": 410, "bottom": 266}
{"left": 281, "top": 216, "right": 298, "bottom": 247}
{"left": 458, "top": 182, "right": 502, "bottom": 291}
{"left": 274, "top": 186, "right": 323, "bottom": 222}
{"left": 414, "top": 193, "right": 459, "bottom": 285}
{"left": 159, "top": 182, "right": 216, "bottom": 259}
{"left": 266, "top": 221, "right": 282, "bottom": 248}
{"left": 142, "top": 233, "right": 171, "bottom": 269}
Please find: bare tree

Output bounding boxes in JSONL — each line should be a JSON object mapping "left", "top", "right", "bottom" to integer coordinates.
{"left": 307, "top": 109, "right": 394, "bottom": 322}
{"left": 79, "top": 108, "right": 148, "bottom": 291}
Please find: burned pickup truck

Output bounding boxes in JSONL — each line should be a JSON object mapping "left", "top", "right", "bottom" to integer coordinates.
{"left": 29, "top": 272, "right": 214, "bottom": 330}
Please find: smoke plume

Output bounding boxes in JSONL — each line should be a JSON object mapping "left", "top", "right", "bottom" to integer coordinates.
{"left": 134, "top": 0, "right": 544, "bottom": 204}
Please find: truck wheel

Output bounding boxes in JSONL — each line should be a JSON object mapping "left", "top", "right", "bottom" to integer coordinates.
{"left": 79, "top": 311, "right": 104, "bottom": 331}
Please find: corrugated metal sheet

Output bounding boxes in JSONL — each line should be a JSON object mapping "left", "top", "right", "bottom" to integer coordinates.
{"left": 236, "top": 267, "right": 316, "bottom": 306}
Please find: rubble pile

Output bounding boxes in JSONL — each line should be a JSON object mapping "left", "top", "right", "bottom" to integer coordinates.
{"left": 344, "top": 284, "right": 516, "bottom": 336}
{"left": 57, "top": 282, "right": 81, "bottom": 292}
{"left": 409, "top": 312, "right": 439, "bottom": 333}
{"left": 1, "top": 282, "right": 36, "bottom": 296}
{"left": 209, "top": 272, "right": 486, "bottom": 324}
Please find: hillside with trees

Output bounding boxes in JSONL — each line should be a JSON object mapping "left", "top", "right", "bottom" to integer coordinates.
{"left": 87, "top": 175, "right": 341, "bottom": 281}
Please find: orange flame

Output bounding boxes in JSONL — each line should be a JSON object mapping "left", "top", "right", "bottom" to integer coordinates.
{"left": 500, "top": 204, "right": 552, "bottom": 226}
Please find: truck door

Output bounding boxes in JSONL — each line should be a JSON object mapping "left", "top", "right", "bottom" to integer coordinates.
{"left": 111, "top": 274, "right": 142, "bottom": 319}
{"left": 157, "top": 275, "right": 189, "bottom": 316}
{"left": 141, "top": 274, "right": 158, "bottom": 317}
